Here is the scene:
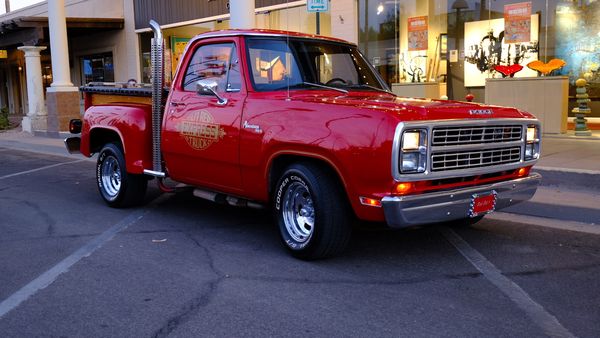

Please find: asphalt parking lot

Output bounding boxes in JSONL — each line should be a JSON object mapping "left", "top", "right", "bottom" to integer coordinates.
{"left": 1, "top": 147, "right": 599, "bottom": 337}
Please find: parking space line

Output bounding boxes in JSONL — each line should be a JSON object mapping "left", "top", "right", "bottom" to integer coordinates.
{"left": 0, "top": 194, "right": 170, "bottom": 319}
{"left": 439, "top": 227, "right": 575, "bottom": 338}
{"left": 0, "top": 160, "right": 86, "bottom": 181}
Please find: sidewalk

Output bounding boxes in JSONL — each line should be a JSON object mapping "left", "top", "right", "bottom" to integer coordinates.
{"left": 535, "top": 132, "right": 600, "bottom": 192}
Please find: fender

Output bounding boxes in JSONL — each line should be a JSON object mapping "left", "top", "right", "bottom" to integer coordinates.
{"left": 81, "top": 103, "right": 153, "bottom": 174}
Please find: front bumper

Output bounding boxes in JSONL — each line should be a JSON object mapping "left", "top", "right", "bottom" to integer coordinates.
{"left": 381, "top": 172, "right": 541, "bottom": 228}
{"left": 64, "top": 136, "right": 81, "bottom": 154}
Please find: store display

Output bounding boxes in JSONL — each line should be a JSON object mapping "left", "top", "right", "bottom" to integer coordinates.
{"left": 527, "top": 59, "right": 566, "bottom": 76}
{"left": 493, "top": 64, "right": 524, "bottom": 77}
{"left": 464, "top": 15, "right": 539, "bottom": 87}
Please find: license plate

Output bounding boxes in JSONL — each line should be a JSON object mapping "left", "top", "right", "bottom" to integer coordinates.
{"left": 469, "top": 191, "right": 497, "bottom": 217}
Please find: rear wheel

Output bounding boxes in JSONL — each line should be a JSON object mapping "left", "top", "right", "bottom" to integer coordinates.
{"left": 96, "top": 143, "right": 147, "bottom": 207}
{"left": 273, "top": 162, "right": 352, "bottom": 260}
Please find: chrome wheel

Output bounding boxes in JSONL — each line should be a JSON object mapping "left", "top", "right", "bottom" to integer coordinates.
{"left": 101, "top": 155, "right": 121, "bottom": 198}
{"left": 282, "top": 182, "right": 315, "bottom": 243}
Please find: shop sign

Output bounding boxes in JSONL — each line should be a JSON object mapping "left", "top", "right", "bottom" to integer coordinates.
{"left": 307, "top": 0, "right": 328, "bottom": 12}
{"left": 0, "top": 50, "right": 7, "bottom": 59}
{"left": 408, "top": 16, "right": 428, "bottom": 51}
{"left": 504, "top": 2, "right": 532, "bottom": 43}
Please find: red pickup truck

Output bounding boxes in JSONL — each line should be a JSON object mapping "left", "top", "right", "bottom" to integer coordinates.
{"left": 66, "top": 21, "right": 541, "bottom": 259}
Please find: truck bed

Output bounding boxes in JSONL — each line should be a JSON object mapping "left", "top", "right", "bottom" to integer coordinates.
{"left": 80, "top": 85, "right": 168, "bottom": 107}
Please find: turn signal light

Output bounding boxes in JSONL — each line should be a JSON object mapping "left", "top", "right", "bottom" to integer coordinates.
{"left": 393, "top": 182, "right": 413, "bottom": 195}
{"left": 359, "top": 197, "right": 382, "bottom": 208}
{"left": 517, "top": 167, "right": 529, "bottom": 177}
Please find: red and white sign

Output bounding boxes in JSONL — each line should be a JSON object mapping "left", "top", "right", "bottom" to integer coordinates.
{"left": 408, "top": 16, "right": 428, "bottom": 51}
{"left": 504, "top": 2, "right": 532, "bottom": 43}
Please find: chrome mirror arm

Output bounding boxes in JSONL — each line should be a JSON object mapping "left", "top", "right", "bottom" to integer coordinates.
{"left": 196, "top": 80, "right": 228, "bottom": 105}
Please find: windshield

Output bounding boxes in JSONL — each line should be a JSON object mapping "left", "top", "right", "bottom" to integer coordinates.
{"left": 246, "top": 37, "right": 388, "bottom": 92}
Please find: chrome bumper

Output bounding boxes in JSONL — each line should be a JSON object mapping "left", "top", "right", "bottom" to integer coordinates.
{"left": 64, "top": 137, "right": 81, "bottom": 154}
{"left": 381, "top": 172, "right": 541, "bottom": 228}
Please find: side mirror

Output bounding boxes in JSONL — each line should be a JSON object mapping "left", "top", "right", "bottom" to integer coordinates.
{"left": 196, "top": 80, "right": 227, "bottom": 105}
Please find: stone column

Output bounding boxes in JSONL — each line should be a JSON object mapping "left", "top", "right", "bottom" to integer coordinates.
{"left": 229, "top": 0, "right": 255, "bottom": 29}
{"left": 48, "top": 0, "right": 73, "bottom": 89}
{"left": 46, "top": 0, "right": 79, "bottom": 134}
{"left": 17, "top": 46, "right": 47, "bottom": 133}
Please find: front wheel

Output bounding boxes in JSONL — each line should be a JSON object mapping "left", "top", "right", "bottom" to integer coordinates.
{"left": 273, "top": 163, "right": 352, "bottom": 260}
{"left": 96, "top": 143, "right": 147, "bottom": 207}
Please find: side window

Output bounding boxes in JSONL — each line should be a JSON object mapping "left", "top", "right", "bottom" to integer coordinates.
{"left": 247, "top": 39, "right": 302, "bottom": 91}
{"left": 182, "top": 43, "right": 234, "bottom": 92}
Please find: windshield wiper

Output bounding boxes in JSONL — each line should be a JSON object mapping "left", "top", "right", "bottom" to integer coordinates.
{"left": 301, "top": 82, "right": 349, "bottom": 94}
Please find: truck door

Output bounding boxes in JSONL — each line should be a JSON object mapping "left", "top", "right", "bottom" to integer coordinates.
{"left": 162, "top": 38, "right": 245, "bottom": 192}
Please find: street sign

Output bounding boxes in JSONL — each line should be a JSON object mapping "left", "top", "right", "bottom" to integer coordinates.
{"left": 0, "top": 50, "right": 7, "bottom": 59}
{"left": 307, "top": 0, "right": 328, "bottom": 12}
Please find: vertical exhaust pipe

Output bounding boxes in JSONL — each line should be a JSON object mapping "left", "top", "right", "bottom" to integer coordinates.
{"left": 144, "top": 20, "right": 166, "bottom": 178}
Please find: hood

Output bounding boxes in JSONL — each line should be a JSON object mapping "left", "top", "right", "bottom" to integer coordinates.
{"left": 288, "top": 90, "right": 534, "bottom": 121}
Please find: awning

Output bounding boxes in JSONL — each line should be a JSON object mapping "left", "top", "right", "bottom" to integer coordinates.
{"left": 0, "top": 17, "right": 124, "bottom": 48}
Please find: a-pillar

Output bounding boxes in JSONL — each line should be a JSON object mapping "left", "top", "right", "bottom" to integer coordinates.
{"left": 229, "top": 0, "right": 255, "bottom": 29}
{"left": 46, "top": 0, "right": 79, "bottom": 134}
{"left": 17, "top": 46, "right": 47, "bottom": 133}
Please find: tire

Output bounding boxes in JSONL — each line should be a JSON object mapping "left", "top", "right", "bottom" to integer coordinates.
{"left": 96, "top": 143, "right": 147, "bottom": 208}
{"left": 273, "top": 162, "right": 352, "bottom": 260}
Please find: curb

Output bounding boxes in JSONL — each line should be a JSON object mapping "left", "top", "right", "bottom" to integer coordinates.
{"left": 535, "top": 167, "right": 600, "bottom": 192}
{"left": 502, "top": 201, "right": 600, "bottom": 224}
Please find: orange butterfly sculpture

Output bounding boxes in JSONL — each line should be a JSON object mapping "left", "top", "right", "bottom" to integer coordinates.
{"left": 527, "top": 59, "right": 566, "bottom": 75}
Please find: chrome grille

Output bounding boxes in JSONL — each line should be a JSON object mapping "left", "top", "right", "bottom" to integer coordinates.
{"left": 432, "top": 125, "right": 522, "bottom": 146}
{"left": 431, "top": 147, "right": 521, "bottom": 171}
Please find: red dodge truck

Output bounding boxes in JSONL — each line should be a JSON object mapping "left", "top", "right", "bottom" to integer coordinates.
{"left": 66, "top": 21, "right": 541, "bottom": 259}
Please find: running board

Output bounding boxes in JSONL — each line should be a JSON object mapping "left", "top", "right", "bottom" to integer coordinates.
{"left": 193, "top": 188, "right": 265, "bottom": 209}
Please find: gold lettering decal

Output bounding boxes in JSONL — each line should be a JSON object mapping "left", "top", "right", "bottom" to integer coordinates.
{"left": 177, "top": 110, "right": 226, "bottom": 150}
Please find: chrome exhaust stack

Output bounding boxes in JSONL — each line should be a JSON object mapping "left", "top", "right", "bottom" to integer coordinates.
{"left": 144, "top": 19, "right": 166, "bottom": 178}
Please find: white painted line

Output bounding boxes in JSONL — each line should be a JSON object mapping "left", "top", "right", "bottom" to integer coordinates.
{"left": 487, "top": 212, "right": 600, "bottom": 235}
{"left": 0, "top": 194, "right": 170, "bottom": 319}
{"left": 0, "top": 160, "right": 86, "bottom": 180}
{"left": 440, "top": 227, "right": 575, "bottom": 338}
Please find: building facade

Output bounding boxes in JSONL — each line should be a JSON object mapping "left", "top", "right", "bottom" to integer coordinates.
{"left": 1, "top": 0, "right": 598, "bottom": 132}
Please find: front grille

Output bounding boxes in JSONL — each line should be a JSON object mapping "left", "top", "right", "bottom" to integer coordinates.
{"left": 431, "top": 146, "right": 521, "bottom": 171}
{"left": 432, "top": 125, "right": 522, "bottom": 146}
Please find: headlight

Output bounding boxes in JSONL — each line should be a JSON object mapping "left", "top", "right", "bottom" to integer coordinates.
{"left": 524, "top": 124, "right": 540, "bottom": 160}
{"left": 400, "top": 129, "right": 427, "bottom": 173}
{"left": 526, "top": 126, "right": 538, "bottom": 142}
{"left": 402, "top": 131, "right": 421, "bottom": 151}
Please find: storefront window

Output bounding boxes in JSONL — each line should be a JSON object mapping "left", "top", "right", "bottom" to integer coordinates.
{"left": 358, "top": 0, "right": 400, "bottom": 87}
{"left": 81, "top": 52, "right": 114, "bottom": 84}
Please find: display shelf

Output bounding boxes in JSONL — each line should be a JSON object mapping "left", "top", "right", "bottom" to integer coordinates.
{"left": 485, "top": 76, "right": 569, "bottom": 134}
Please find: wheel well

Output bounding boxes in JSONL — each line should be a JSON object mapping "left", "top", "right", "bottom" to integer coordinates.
{"left": 268, "top": 155, "right": 345, "bottom": 195}
{"left": 89, "top": 128, "right": 122, "bottom": 153}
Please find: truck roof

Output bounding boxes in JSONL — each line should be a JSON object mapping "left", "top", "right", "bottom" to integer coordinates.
{"left": 192, "top": 28, "right": 356, "bottom": 46}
